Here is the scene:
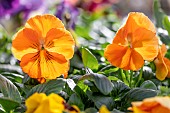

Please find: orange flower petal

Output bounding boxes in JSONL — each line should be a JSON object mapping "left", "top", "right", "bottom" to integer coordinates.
{"left": 45, "top": 28, "right": 75, "bottom": 60}
{"left": 164, "top": 58, "right": 170, "bottom": 78}
{"left": 133, "top": 28, "right": 158, "bottom": 61}
{"left": 125, "top": 12, "right": 156, "bottom": 34}
{"left": 132, "top": 106, "right": 150, "bottom": 113}
{"left": 104, "top": 44, "right": 144, "bottom": 70}
{"left": 104, "top": 44, "right": 129, "bottom": 68}
{"left": 161, "top": 44, "right": 167, "bottom": 56}
{"left": 130, "top": 96, "right": 170, "bottom": 113}
{"left": 40, "top": 50, "right": 69, "bottom": 79}
{"left": 112, "top": 27, "right": 127, "bottom": 45}
{"left": 25, "top": 14, "right": 65, "bottom": 38}
{"left": 124, "top": 50, "right": 144, "bottom": 70}
{"left": 154, "top": 47, "right": 168, "bottom": 81}
{"left": 20, "top": 52, "right": 41, "bottom": 79}
{"left": 12, "top": 28, "right": 39, "bottom": 60}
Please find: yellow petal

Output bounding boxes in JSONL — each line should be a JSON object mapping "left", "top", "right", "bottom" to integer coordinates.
{"left": 12, "top": 28, "right": 39, "bottom": 60}
{"left": 25, "top": 93, "right": 47, "bottom": 113}
{"left": 25, "top": 14, "right": 65, "bottom": 38}
{"left": 45, "top": 28, "right": 75, "bottom": 60}
{"left": 99, "top": 105, "right": 110, "bottom": 113}
{"left": 48, "top": 93, "right": 65, "bottom": 104}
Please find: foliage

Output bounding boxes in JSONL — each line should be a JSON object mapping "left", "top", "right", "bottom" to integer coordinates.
{"left": 0, "top": 0, "right": 170, "bottom": 113}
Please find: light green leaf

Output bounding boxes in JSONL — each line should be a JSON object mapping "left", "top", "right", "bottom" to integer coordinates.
{"left": 0, "top": 74, "right": 21, "bottom": 103}
{"left": 153, "top": 0, "right": 165, "bottom": 28}
{"left": 163, "top": 16, "right": 170, "bottom": 35}
{"left": 82, "top": 47, "right": 98, "bottom": 70}
{"left": 0, "top": 97, "right": 20, "bottom": 112}
{"left": 26, "top": 78, "right": 66, "bottom": 98}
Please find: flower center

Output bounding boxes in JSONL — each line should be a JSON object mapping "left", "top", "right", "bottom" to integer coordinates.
{"left": 126, "top": 33, "right": 132, "bottom": 48}
{"left": 40, "top": 40, "right": 45, "bottom": 50}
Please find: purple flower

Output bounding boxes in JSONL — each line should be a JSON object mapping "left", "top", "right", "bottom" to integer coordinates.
{"left": 56, "top": 0, "right": 79, "bottom": 29}
{"left": 0, "top": 0, "right": 20, "bottom": 17}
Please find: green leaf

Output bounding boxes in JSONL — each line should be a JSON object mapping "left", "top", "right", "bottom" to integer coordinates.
{"left": 153, "top": 0, "right": 165, "bottom": 28}
{"left": 85, "top": 108, "right": 97, "bottom": 113}
{"left": 120, "top": 88, "right": 157, "bottom": 110}
{"left": 87, "top": 92, "right": 114, "bottom": 110}
{"left": 140, "top": 80, "right": 157, "bottom": 90}
{"left": 0, "top": 97, "right": 20, "bottom": 112}
{"left": 80, "top": 73, "right": 113, "bottom": 95}
{"left": 158, "top": 86, "right": 170, "bottom": 96}
{"left": 67, "top": 93, "right": 84, "bottom": 111}
{"left": 26, "top": 78, "right": 66, "bottom": 98}
{"left": 111, "top": 81, "right": 130, "bottom": 99}
{"left": 82, "top": 47, "right": 98, "bottom": 70}
{"left": 163, "top": 16, "right": 170, "bottom": 35}
{"left": 1, "top": 72, "right": 23, "bottom": 83}
{"left": 0, "top": 74, "right": 21, "bottom": 103}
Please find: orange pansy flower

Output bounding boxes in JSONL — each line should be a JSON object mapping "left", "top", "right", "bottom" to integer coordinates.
{"left": 154, "top": 44, "right": 170, "bottom": 80}
{"left": 12, "top": 14, "right": 75, "bottom": 81}
{"left": 128, "top": 96, "right": 170, "bottom": 113}
{"left": 104, "top": 12, "right": 158, "bottom": 70}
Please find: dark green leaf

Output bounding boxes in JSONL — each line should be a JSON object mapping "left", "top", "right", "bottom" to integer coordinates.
{"left": 140, "top": 80, "right": 157, "bottom": 90}
{"left": 67, "top": 93, "right": 84, "bottom": 110}
{"left": 80, "top": 73, "right": 113, "bottom": 95}
{"left": 0, "top": 97, "right": 19, "bottom": 112}
{"left": 111, "top": 81, "right": 130, "bottom": 99}
{"left": 85, "top": 108, "right": 97, "bottom": 113}
{"left": 26, "top": 78, "right": 66, "bottom": 98}
{"left": 87, "top": 92, "right": 114, "bottom": 110}
{"left": 82, "top": 47, "right": 98, "bottom": 70}
{"left": 120, "top": 88, "right": 157, "bottom": 110}
{"left": 0, "top": 74, "right": 21, "bottom": 103}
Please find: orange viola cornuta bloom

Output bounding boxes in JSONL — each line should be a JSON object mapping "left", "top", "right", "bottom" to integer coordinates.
{"left": 128, "top": 96, "right": 170, "bottom": 113}
{"left": 12, "top": 14, "right": 75, "bottom": 82}
{"left": 104, "top": 12, "right": 158, "bottom": 70}
{"left": 154, "top": 44, "right": 170, "bottom": 80}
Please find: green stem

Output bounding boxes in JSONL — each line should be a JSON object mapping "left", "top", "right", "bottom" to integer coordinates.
{"left": 129, "top": 70, "right": 133, "bottom": 88}
{"left": 135, "top": 67, "right": 143, "bottom": 87}
{"left": 120, "top": 69, "right": 128, "bottom": 86}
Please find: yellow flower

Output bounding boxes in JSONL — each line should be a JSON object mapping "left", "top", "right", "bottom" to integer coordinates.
{"left": 12, "top": 14, "right": 75, "bottom": 82}
{"left": 25, "top": 93, "right": 80, "bottom": 113}
{"left": 104, "top": 12, "right": 158, "bottom": 70}
{"left": 128, "top": 96, "right": 170, "bottom": 113}
{"left": 154, "top": 44, "right": 170, "bottom": 80}
{"left": 25, "top": 93, "right": 65, "bottom": 113}
{"left": 99, "top": 105, "right": 110, "bottom": 113}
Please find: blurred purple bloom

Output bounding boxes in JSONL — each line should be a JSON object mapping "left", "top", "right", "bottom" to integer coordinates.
{"left": 0, "top": 0, "right": 44, "bottom": 19}
{"left": 0, "top": 0, "right": 20, "bottom": 17}
{"left": 56, "top": 0, "right": 79, "bottom": 29}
